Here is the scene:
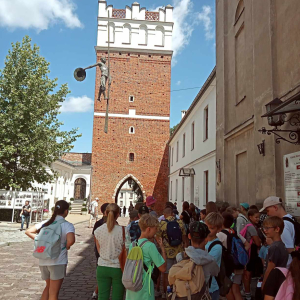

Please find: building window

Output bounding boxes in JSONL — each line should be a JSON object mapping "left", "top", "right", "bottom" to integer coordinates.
{"left": 170, "top": 181, "right": 172, "bottom": 200}
{"left": 182, "top": 177, "right": 185, "bottom": 202}
{"left": 175, "top": 179, "right": 178, "bottom": 201}
{"left": 139, "top": 25, "right": 148, "bottom": 45}
{"left": 204, "top": 170, "right": 209, "bottom": 203}
{"left": 129, "top": 153, "right": 134, "bottom": 161}
{"left": 204, "top": 106, "right": 209, "bottom": 141}
{"left": 120, "top": 200, "right": 123, "bottom": 207}
{"left": 129, "top": 193, "right": 133, "bottom": 199}
{"left": 176, "top": 141, "right": 179, "bottom": 162}
{"left": 129, "top": 96, "right": 134, "bottom": 102}
{"left": 108, "top": 22, "right": 115, "bottom": 43}
{"left": 183, "top": 133, "right": 186, "bottom": 157}
{"left": 171, "top": 148, "right": 174, "bottom": 166}
{"left": 191, "top": 122, "right": 195, "bottom": 150}
{"left": 129, "top": 126, "right": 135, "bottom": 134}
{"left": 120, "top": 192, "right": 123, "bottom": 199}
{"left": 168, "top": 146, "right": 171, "bottom": 167}
{"left": 155, "top": 26, "right": 165, "bottom": 46}
{"left": 123, "top": 24, "right": 131, "bottom": 44}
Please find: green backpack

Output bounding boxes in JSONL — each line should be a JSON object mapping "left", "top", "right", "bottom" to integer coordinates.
{"left": 122, "top": 240, "right": 150, "bottom": 292}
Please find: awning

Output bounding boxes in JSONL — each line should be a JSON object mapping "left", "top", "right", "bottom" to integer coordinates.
{"left": 179, "top": 168, "right": 195, "bottom": 177}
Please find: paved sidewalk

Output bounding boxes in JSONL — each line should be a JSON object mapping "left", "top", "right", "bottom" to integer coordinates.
{"left": 0, "top": 217, "right": 131, "bottom": 300}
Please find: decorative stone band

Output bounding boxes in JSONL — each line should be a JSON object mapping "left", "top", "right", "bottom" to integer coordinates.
{"left": 94, "top": 111, "right": 170, "bottom": 121}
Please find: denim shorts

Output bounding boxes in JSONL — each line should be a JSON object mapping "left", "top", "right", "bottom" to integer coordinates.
{"left": 39, "top": 265, "right": 67, "bottom": 280}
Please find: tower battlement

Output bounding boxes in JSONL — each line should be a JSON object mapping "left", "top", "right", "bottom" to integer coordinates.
{"left": 97, "top": 1, "right": 173, "bottom": 54}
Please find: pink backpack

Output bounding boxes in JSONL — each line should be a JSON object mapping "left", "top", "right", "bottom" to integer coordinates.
{"left": 239, "top": 224, "right": 254, "bottom": 256}
{"left": 275, "top": 268, "right": 294, "bottom": 300}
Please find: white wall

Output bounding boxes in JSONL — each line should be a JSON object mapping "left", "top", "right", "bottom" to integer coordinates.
{"left": 116, "top": 181, "right": 137, "bottom": 215}
{"left": 169, "top": 77, "right": 216, "bottom": 212}
{"left": 97, "top": 2, "right": 173, "bottom": 53}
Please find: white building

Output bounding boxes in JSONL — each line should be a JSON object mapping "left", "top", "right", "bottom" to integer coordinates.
{"left": 97, "top": 1, "right": 173, "bottom": 54}
{"left": 168, "top": 69, "right": 216, "bottom": 212}
{"left": 116, "top": 181, "right": 137, "bottom": 214}
{"left": 0, "top": 153, "right": 92, "bottom": 213}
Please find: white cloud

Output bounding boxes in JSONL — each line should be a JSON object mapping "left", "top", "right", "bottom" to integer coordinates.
{"left": 197, "top": 6, "right": 214, "bottom": 40}
{"left": 172, "top": 0, "right": 194, "bottom": 64}
{"left": 176, "top": 80, "right": 181, "bottom": 86}
{"left": 60, "top": 96, "right": 93, "bottom": 113}
{"left": 0, "top": 0, "right": 83, "bottom": 31}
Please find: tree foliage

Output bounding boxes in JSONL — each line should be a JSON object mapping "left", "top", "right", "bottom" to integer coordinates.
{"left": 0, "top": 36, "right": 81, "bottom": 190}
{"left": 170, "top": 123, "right": 179, "bottom": 136}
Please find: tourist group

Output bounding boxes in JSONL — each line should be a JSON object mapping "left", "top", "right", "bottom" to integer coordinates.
{"left": 25, "top": 196, "right": 300, "bottom": 300}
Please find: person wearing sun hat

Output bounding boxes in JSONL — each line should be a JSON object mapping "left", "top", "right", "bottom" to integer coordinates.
{"left": 236, "top": 202, "right": 250, "bottom": 239}
{"left": 146, "top": 195, "right": 158, "bottom": 218}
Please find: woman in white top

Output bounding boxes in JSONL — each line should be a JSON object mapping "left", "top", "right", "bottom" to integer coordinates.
{"left": 94, "top": 203, "right": 125, "bottom": 300}
{"left": 26, "top": 200, "right": 75, "bottom": 300}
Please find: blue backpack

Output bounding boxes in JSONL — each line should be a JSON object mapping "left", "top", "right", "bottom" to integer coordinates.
{"left": 165, "top": 219, "right": 182, "bottom": 247}
{"left": 221, "top": 230, "right": 248, "bottom": 269}
{"left": 129, "top": 221, "right": 141, "bottom": 242}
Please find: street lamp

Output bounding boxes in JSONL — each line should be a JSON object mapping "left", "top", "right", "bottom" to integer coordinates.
{"left": 265, "top": 98, "right": 285, "bottom": 127}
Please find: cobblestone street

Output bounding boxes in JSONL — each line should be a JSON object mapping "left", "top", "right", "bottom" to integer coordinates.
{"left": 0, "top": 217, "right": 129, "bottom": 300}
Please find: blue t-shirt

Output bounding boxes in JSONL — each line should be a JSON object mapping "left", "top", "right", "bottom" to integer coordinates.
{"left": 205, "top": 238, "right": 222, "bottom": 293}
{"left": 259, "top": 245, "right": 269, "bottom": 260}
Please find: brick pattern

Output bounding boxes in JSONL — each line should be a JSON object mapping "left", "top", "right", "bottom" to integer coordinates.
{"left": 62, "top": 153, "right": 92, "bottom": 165}
{"left": 92, "top": 51, "right": 171, "bottom": 213}
{"left": 145, "top": 11, "right": 159, "bottom": 21}
{"left": 112, "top": 9, "right": 126, "bottom": 19}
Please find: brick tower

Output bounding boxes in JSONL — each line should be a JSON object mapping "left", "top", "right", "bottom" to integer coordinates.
{"left": 91, "top": 1, "right": 173, "bottom": 212}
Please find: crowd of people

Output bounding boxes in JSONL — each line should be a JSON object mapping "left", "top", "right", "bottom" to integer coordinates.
{"left": 25, "top": 196, "right": 300, "bottom": 300}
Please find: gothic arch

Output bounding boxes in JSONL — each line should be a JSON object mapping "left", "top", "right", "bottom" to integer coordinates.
{"left": 155, "top": 26, "right": 165, "bottom": 46}
{"left": 123, "top": 23, "right": 131, "bottom": 44}
{"left": 108, "top": 22, "right": 115, "bottom": 43}
{"left": 139, "top": 24, "right": 148, "bottom": 45}
{"left": 113, "top": 174, "right": 145, "bottom": 203}
{"left": 235, "top": 0, "right": 245, "bottom": 25}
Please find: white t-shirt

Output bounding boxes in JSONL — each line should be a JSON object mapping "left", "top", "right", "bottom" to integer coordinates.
{"left": 90, "top": 201, "right": 98, "bottom": 215}
{"left": 94, "top": 223, "right": 123, "bottom": 268}
{"left": 281, "top": 214, "right": 295, "bottom": 267}
{"left": 35, "top": 216, "right": 75, "bottom": 266}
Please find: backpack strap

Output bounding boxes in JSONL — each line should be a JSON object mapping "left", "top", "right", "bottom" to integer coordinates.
{"left": 283, "top": 216, "right": 295, "bottom": 224}
{"left": 208, "top": 240, "right": 222, "bottom": 253}
{"left": 276, "top": 267, "right": 289, "bottom": 277}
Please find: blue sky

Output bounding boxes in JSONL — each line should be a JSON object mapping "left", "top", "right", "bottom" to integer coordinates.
{"left": 0, "top": 0, "right": 215, "bottom": 153}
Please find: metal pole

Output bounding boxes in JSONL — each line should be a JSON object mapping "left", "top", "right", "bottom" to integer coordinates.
{"left": 104, "top": 10, "right": 111, "bottom": 134}
{"left": 11, "top": 189, "right": 15, "bottom": 223}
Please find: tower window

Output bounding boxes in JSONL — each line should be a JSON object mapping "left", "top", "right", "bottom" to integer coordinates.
{"left": 129, "top": 96, "right": 134, "bottom": 102}
{"left": 129, "top": 126, "right": 135, "bottom": 134}
{"left": 129, "top": 153, "right": 135, "bottom": 161}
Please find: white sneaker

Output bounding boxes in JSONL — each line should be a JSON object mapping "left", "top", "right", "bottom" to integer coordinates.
{"left": 92, "top": 292, "right": 98, "bottom": 299}
{"left": 155, "top": 290, "right": 162, "bottom": 297}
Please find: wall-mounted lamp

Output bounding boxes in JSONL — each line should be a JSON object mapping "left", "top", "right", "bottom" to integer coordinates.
{"left": 257, "top": 140, "right": 265, "bottom": 156}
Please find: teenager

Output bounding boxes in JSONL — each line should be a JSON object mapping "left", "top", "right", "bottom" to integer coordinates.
{"left": 25, "top": 200, "right": 75, "bottom": 300}
{"left": 125, "top": 214, "right": 167, "bottom": 300}
{"left": 94, "top": 203, "right": 125, "bottom": 300}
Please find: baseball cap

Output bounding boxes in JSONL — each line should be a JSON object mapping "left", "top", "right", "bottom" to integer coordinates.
{"left": 95, "top": 197, "right": 99, "bottom": 200}
{"left": 189, "top": 221, "right": 210, "bottom": 240}
{"left": 129, "top": 209, "right": 139, "bottom": 219}
{"left": 240, "top": 203, "right": 250, "bottom": 210}
{"left": 260, "top": 196, "right": 282, "bottom": 212}
{"left": 138, "top": 205, "right": 149, "bottom": 215}
{"left": 146, "top": 196, "right": 156, "bottom": 206}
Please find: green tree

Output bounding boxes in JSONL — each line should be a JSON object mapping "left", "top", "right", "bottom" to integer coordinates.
{"left": 0, "top": 36, "right": 81, "bottom": 190}
{"left": 170, "top": 123, "right": 179, "bottom": 136}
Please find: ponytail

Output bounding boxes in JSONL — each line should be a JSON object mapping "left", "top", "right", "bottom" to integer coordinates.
{"left": 105, "top": 203, "right": 120, "bottom": 233}
{"left": 37, "top": 200, "right": 69, "bottom": 233}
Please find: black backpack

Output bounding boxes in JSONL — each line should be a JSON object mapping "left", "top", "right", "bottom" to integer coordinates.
{"left": 165, "top": 219, "right": 183, "bottom": 247}
{"left": 208, "top": 241, "right": 233, "bottom": 297}
{"left": 283, "top": 216, "right": 300, "bottom": 247}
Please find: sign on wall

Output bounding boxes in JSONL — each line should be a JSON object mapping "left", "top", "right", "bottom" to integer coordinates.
{"left": 284, "top": 151, "right": 300, "bottom": 216}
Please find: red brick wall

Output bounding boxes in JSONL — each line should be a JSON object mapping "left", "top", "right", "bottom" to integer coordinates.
{"left": 91, "top": 50, "right": 171, "bottom": 213}
{"left": 62, "top": 153, "right": 92, "bottom": 165}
